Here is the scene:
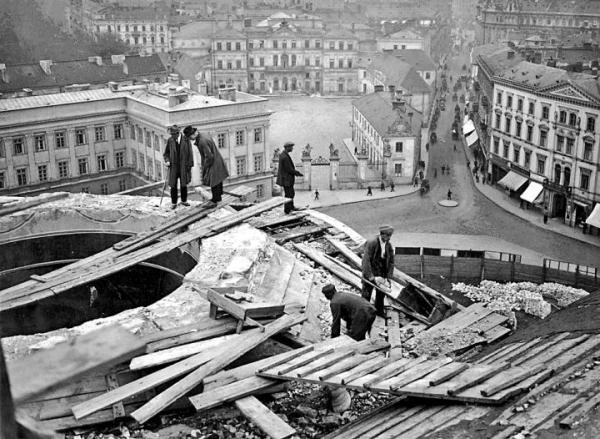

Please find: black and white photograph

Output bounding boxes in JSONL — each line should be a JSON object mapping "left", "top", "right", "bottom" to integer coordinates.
{"left": 1, "top": 0, "right": 600, "bottom": 437}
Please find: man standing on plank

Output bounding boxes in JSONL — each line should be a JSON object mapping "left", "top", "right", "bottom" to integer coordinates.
{"left": 322, "top": 284, "right": 376, "bottom": 341}
{"left": 276, "top": 141, "right": 303, "bottom": 214}
{"left": 163, "top": 125, "right": 194, "bottom": 209}
{"left": 361, "top": 225, "right": 395, "bottom": 317}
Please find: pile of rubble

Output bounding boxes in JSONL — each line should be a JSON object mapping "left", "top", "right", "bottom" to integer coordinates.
{"left": 451, "top": 281, "right": 589, "bottom": 319}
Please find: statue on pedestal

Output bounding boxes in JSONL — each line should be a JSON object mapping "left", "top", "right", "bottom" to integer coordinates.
{"left": 302, "top": 143, "right": 312, "bottom": 158}
{"left": 272, "top": 148, "right": 280, "bottom": 161}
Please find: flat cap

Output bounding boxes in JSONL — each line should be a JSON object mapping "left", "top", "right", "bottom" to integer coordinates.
{"left": 283, "top": 141, "right": 295, "bottom": 148}
{"left": 321, "top": 284, "right": 336, "bottom": 294}
{"left": 183, "top": 125, "right": 197, "bottom": 137}
{"left": 168, "top": 125, "right": 180, "bottom": 134}
{"left": 379, "top": 225, "right": 394, "bottom": 234}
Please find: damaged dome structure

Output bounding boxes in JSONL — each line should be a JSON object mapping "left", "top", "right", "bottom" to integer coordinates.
{"left": 1, "top": 190, "right": 600, "bottom": 439}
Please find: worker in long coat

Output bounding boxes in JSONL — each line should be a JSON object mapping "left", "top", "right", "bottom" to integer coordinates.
{"left": 192, "top": 129, "right": 229, "bottom": 206}
{"left": 163, "top": 125, "right": 194, "bottom": 209}
{"left": 322, "top": 284, "right": 376, "bottom": 341}
{"left": 276, "top": 141, "right": 303, "bottom": 214}
{"left": 361, "top": 225, "right": 395, "bottom": 317}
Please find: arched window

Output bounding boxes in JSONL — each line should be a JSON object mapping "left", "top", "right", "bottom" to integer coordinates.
{"left": 564, "top": 167, "right": 571, "bottom": 186}
{"left": 554, "top": 163, "right": 561, "bottom": 184}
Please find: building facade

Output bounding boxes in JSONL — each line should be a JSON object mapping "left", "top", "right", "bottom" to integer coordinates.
{"left": 488, "top": 61, "right": 600, "bottom": 228}
{"left": 479, "top": 0, "right": 600, "bottom": 44}
{"left": 352, "top": 86, "right": 421, "bottom": 183}
{"left": 67, "top": 0, "right": 172, "bottom": 55}
{"left": 210, "top": 20, "right": 359, "bottom": 95}
{"left": 376, "top": 30, "right": 426, "bottom": 52}
{"left": 0, "top": 85, "right": 273, "bottom": 200}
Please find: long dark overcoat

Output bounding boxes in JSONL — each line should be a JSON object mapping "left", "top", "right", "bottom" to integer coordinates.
{"left": 163, "top": 135, "right": 194, "bottom": 188}
{"left": 194, "top": 133, "right": 229, "bottom": 187}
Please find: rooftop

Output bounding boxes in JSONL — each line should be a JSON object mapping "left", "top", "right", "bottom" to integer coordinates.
{"left": 384, "top": 49, "right": 436, "bottom": 71}
{"left": 353, "top": 90, "right": 422, "bottom": 138}
{"left": 364, "top": 53, "right": 431, "bottom": 94}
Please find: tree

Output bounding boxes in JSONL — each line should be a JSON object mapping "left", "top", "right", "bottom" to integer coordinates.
{"left": 92, "top": 33, "right": 131, "bottom": 58}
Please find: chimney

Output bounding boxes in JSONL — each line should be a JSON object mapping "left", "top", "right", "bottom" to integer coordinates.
{"left": 388, "top": 84, "right": 396, "bottom": 98}
{"left": 108, "top": 81, "right": 118, "bottom": 91}
{"left": 218, "top": 86, "right": 236, "bottom": 102}
{"left": 0, "top": 63, "right": 6, "bottom": 83}
{"left": 374, "top": 84, "right": 384, "bottom": 92}
{"left": 169, "top": 73, "right": 180, "bottom": 86}
{"left": 507, "top": 50, "right": 515, "bottom": 59}
{"left": 168, "top": 86, "right": 179, "bottom": 107}
{"left": 392, "top": 99, "right": 406, "bottom": 112}
{"left": 111, "top": 54, "right": 126, "bottom": 64}
{"left": 39, "top": 60, "right": 53, "bottom": 75}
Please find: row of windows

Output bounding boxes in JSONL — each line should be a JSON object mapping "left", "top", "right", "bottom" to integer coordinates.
{"left": 217, "top": 39, "right": 356, "bottom": 51}
{"left": 494, "top": 114, "right": 595, "bottom": 159}
{"left": 0, "top": 151, "right": 126, "bottom": 188}
{"left": 215, "top": 128, "right": 263, "bottom": 148}
{"left": 0, "top": 125, "right": 124, "bottom": 156}
{"left": 492, "top": 138, "right": 592, "bottom": 190}
{"left": 220, "top": 55, "right": 354, "bottom": 69}
{"left": 98, "top": 24, "right": 165, "bottom": 33}
{"left": 495, "top": 91, "right": 596, "bottom": 132}
{"left": 129, "top": 36, "right": 166, "bottom": 46}
{"left": 248, "top": 79, "right": 321, "bottom": 92}
{"left": 494, "top": 14, "right": 599, "bottom": 28}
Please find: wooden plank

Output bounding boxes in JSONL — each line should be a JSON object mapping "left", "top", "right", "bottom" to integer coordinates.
{"left": 446, "top": 362, "right": 510, "bottom": 396}
{"left": 360, "top": 357, "right": 428, "bottom": 389}
{"left": 384, "top": 357, "right": 453, "bottom": 391}
{"left": 559, "top": 392, "right": 600, "bottom": 429}
{"left": 0, "top": 193, "right": 69, "bottom": 217}
{"left": 427, "top": 362, "right": 470, "bottom": 386}
{"left": 204, "top": 336, "right": 355, "bottom": 391}
{"left": 395, "top": 406, "right": 472, "bottom": 439}
{"left": 328, "top": 357, "right": 392, "bottom": 386}
{"left": 313, "top": 353, "right": 379, "bottom": 382}
{"left": 543, "top": 334, "right": 600, "bottom": 372}
{"left": 480, "top": 365, "right": 547, "bottom": 396}
{"left": 484, "top": 326, "right": 512, "bottom": 344}
{"left": 251, "top": 212, "right": 308, "bottom": 229}
{"left": 387, "top": 311, "right": 402, "bottom": 349}
{"left": 1, "top": 197, "right": 286, "bottom": 312}
{"left": 510, "top": 333, "right": 572, "bottom": 366}
{"left": 354, "top": 406, "right": 428, "bottom": 439}
{"left": 130, "top": 334, "right": 238, "bottom": 371}
{"left": 375, "top": 406, "right": 448, "bottom": 439}
{"left": 469, "top": 313, "right": 509, "bottom": 334}
{"left": 275, "top": 225, "right": 330, "bottom": 244}
{"left": 516, "top": 334, "right": 590, "bottom": 368}
{"left": 290, "top": 351, "right": 355, "bottom": 378}
{"left": 424, "top": 303, "right": 493, "bottom": 335}
{"left": 129, "top": 314, "right": 305, "bottom": 424}
{"left": 293, "top": 243, "right": 363, "bottom": 288}
{"left": 206, "top": 289, "right": 247, "bottom": 321}
{"left": 146, "top": 320, "right": 239, "bottom": 352}
{"left": 297, "top": 273, "right": 322, "bottom": 343}
{"left": 261, "top": 349, "right": 336, "bottom": 376}
{"left": 477, "top": 342, "right": 526, "bottom": 365}
{"left": 8, "top": 326, "right": 145, "bottom": 404}
{"left": 189, "top": 376, "right": 276, "bottom": 412}
{"left": 253, "top": 245, "right": 295, "bottom": 305}
{"left": 234, "top": 396, "right": 296, "bottom": 439}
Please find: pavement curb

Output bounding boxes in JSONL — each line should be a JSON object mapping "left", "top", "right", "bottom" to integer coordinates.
{"left": 303, "top": 187, "right": 421, "bottom": 210}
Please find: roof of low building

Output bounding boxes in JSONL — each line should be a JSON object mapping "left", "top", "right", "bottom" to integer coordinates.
{"left": 0, "top": 55, "right": 166, "bottom": 93}
{"left": 366, "top": 53, "right": 431, "bottom": 94}
{"left": 174, "top": 21, "right": 217, "bottom": 39}
{"left": 172, "top": 54, "right": 210, "bottom": 80}
{"left": 353, "top": 91, "right": 422, "bottom": 137}
{"left": 385, "top": 49, "right": 435, "bottom": 71}
{"left": 0, "top": 88, "right": 122, "bottom": 111}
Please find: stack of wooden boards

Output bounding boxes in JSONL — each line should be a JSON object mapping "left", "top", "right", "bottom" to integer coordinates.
{"left": 321, "top": 331, "right": 600, "bottom": 439}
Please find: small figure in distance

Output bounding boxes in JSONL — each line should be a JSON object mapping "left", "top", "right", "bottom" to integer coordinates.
{"left": 314, "top": 188, "right": 320, "bottom": 200}
{"left": 367, "top": 186, "right": 373, "bottom": 196}
{"left": 447, "top": 188, "right": 453, "bottom": 200}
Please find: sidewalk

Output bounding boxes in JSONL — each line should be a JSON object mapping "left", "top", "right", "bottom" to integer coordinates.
{"left": 294, "top": 185, "right": 419, "bottom": 209}
{"left": 460, "top": 143, "right": 600, "bottom": 249}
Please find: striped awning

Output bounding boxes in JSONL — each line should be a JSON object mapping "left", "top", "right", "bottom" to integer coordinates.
{"left": 520, "top": 181, "right": 544, "bottom": 203}
{"left": 497, "top": 171, "right": 528, "bottom": 191}
{"left": 586, "top": 204, "right": 600, "bottom": 228}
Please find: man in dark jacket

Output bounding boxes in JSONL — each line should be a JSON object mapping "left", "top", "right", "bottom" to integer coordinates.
{"left": 276, "top": 141, "right": 303, "bottom": 214}
{"left": 322, "top": 284, "right": 376, "bottom": 341}
{"left": 163, "top": 125, "right": 194, "bottom": 209}
{"left": 361, "top": 225, "right": 395, "bottom": 316}
{"left": 191, "top": 128, "right": 229, "bottom": 207}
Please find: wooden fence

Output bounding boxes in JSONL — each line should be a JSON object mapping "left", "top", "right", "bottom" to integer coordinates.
{"left": 395, "top": 254, "right": 599, "bottom": 291}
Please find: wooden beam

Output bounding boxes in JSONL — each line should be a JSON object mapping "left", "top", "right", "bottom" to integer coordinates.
{"left": 234, "top": 396, "right": 296, "bottom": 439}
{"left": 189, "top": 376, "right": 276, "bottom": 412}
{"left": 0, "top": 193, "right": 69, "bottom": 217}
{"left": 130, "top": 314, "right": 305, "bottom": 424}
{"left": 8, "top": 325, "right": 145, "bottom": 404}
{"left": 1, "top": 197, "right": 286, "bottom": 312}
{"left": 274, "top": 225, "right": 330, "bottom": 244}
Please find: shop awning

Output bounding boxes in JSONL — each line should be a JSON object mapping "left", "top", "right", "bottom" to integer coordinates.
{"left": 520, "top": 181, "right": 544, "bottom": 203}
{"left": 497, "top": 171, "right": 528, "bottom": 191}
{"left": 466, "top": 131, "right": 479, "bottom": 146}
{"left": 586, "top": 204, "right": 600, "bottom": 228}
{"left": 463, "top": 119, "right": 476, "bottom": 134}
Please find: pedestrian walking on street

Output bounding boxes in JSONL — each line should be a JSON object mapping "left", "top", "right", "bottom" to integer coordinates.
{"left": 314, "top": 189, "right": 320, "bottom": 200}
{"left": 413, "top": 177, "right": 419, "bottom": 187}
{"left": 367, "top": 186, "right": 373, "bottom": 196}
{"left": 164, "top": 125, "right": 194, "bottom": 210}
{"left": 475, "top": 173, "right": 480, "bottom": 183}
{"left": 192, "top": 128, "right": 229, "bottom": 208}
{"left": 453, "top": 144, "right": 457, "bottom": 152}
{"left": 321, "top": 284, "right": 376, "bottom": 341}
{"left": 543, "top": 205, "right": 549, "bottom": 224}
{"left": 276, "top": 141, "right": 304, "bottom": 214}
{"left": 441, "top": 165, "right": 445, "bottom": 175}
{"left": 361, "top": 225, "right": 395, "bottom": 317}
{"left": 380, "top": 181, "right": 385, "bottom": 191}
{"left": 390, "top": 181, "right": 395, "bottom": 192}
{"left": 447, "top": 188, "right": 453, "bottom": 200}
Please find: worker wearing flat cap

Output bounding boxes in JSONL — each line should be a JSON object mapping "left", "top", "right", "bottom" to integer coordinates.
{"left": 276, "top": 141, "right": 303, "bottom": 214}
{"left": 190, "top": 127, "right": 229, "bottom": 207}
{"left": 322, "top": 284, "right": 376, "bottom": 341}
{"left": 163, "top": 125, "right": 194, "bottom": 209}
{"left": 361, "top": 225, "right": 395, "bottom": 317}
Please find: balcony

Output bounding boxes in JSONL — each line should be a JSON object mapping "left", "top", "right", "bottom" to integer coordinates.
{"left": 264, "top": 65, "right": 307, "bottom": 72}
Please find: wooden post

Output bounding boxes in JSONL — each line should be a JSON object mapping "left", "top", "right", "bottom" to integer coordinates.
{"left": 0, "top": 343, "right": 18, "bottom": 439}
{"left": 420, "top": 254, "right": 425, "bottom": 279}
{"left": 449, "top": 255, "right": 454, "bottom": 281}
{"left": 542, "top": 258, "right": 547, "bottom": 283}
{"left": 480, "top": 257, "right": 485, "bottom": 281}
{"left": 575, "top": 265, "right": 580, "bottom": 288}
{"left": 510, "top": 257, "right": 515, "bottom": 282}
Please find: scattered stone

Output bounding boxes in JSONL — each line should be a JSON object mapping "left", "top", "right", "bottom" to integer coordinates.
{"left": 295, "top": 405, "right": 319, "bottom": 418}
{"left": 158, "top": 424, "right": 194, "bottom": 438}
